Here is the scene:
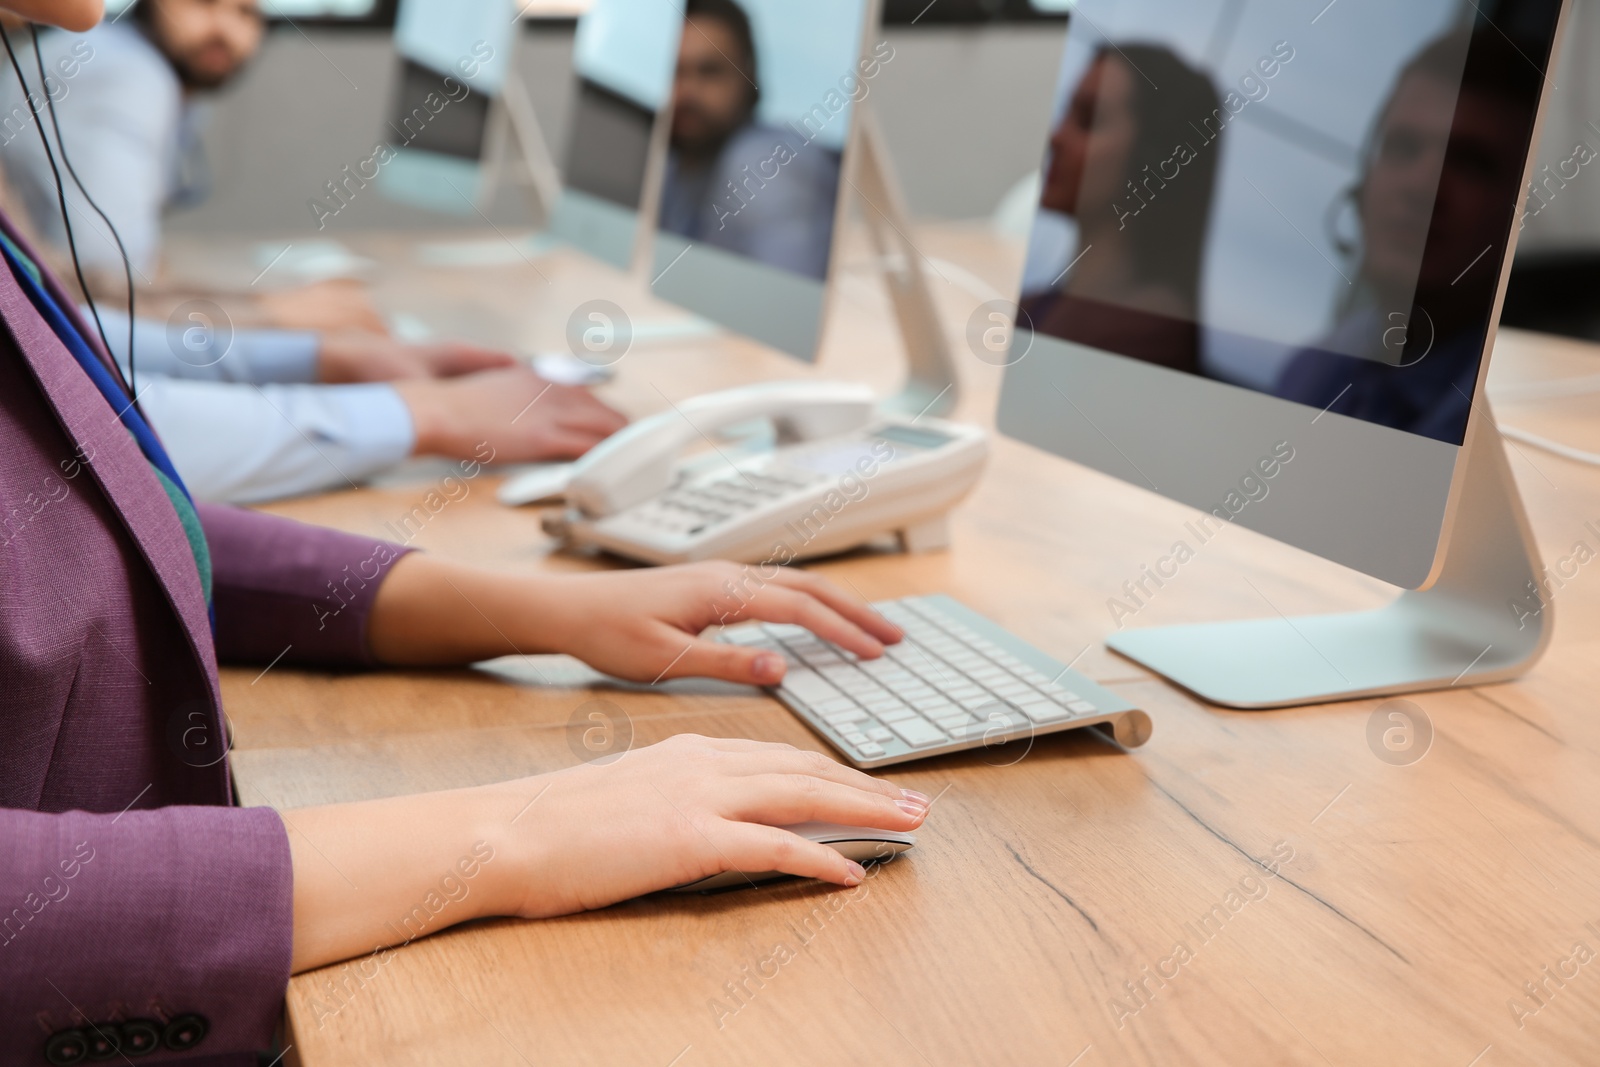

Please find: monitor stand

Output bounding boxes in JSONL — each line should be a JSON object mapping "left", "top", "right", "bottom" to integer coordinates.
{"left": 481, "top": 70, "right": 563, "bottom": 226}
{"left": 851, "top": 104, "right": 962, "bottom": 421}
{"left": 1106, "top": 413, "right": 1552, "bottom": 708}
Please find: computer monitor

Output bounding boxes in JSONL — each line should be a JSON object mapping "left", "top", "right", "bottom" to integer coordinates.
{"left": 648, "top": 0, "right": 876, "bottom": 360}
{"left": 996, "top": 0, "right": 1569, "bottom": 707}
{"left": 376, "top": 0, "right": 518, "bottom": 213}
{"left": 546, "top": 0, "right": 685, "bottom": 270}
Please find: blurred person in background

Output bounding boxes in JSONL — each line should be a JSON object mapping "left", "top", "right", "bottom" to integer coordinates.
{"left": 0, "top": 4, "right": 627, "bottom": 501}
{"left": 0, "top": 0, "right": 384, "bottom": 332}
{"left": 660, "top": 0, "right": 842, "bottom": 280}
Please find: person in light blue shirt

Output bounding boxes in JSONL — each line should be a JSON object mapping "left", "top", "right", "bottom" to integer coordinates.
{"left": 0, "top": 1, "right": 627, "bottom": 502}
{"left": 92, "top": 308, "right": 628, "bottom": 503}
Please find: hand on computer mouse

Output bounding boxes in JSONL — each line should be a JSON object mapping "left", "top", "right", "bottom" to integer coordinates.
{"left": 394, "top": 367, "right": 629, "bottom": 463}
{"left": 532, "top": 563, "right": 904, "bottom": 686}
{"left": 493, "top": 734, "right": 930, "bottom": 917}
{"left": 316, "top": 331, "right": 518, "bottom": 383}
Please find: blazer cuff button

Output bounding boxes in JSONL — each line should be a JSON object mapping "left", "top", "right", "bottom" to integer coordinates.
{"left": 82, "top": 1025, "right": 121, "bottom": 1062}
{"left": 120, "top": 1020, "right": 162, "bottom": 1057}
{"left": 43, "top": 1029, "right": 88, "bottom": 1066}
{"left": 162, "top": 1015, "right": 209, "bottom": 1052}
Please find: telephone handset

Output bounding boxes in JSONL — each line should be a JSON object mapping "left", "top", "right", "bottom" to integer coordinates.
{"left": 543, "top": 381, "right": 988, "bottom": 565}
{"left": 564, "top": 381, "right": 877, "bottom": 517}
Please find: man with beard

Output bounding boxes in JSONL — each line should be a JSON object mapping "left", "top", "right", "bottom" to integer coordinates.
{"left": 0, "top": 0, "right": 629, "bottom": 503}
{"left": 0, "top": 0, "right": 263, "bottom": 278}
{"left": 659, "top": 0, "right": 842, "bottom": 280}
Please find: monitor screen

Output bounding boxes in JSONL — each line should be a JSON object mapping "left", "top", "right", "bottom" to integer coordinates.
{"left": 563, "top": 78, "right": 655, "bottom": 210}
{"left": 388, "top": 57, "right": 492, "bottom": 161}
{"left": 1018, "top": 0, "right": 1560, "bottom": 446}
{"left": 548, "top": 0, "right": 684, "bottom": 269}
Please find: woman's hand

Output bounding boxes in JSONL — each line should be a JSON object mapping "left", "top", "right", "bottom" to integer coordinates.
{"left": 532, "top": 562, "right": 904, "bottom": 685}
{"left": 288, "top": 735, "right": 931, "bottom": 971}
{"left": 371, "top": 558, "right": 900, "bottom": 678}
{"left": 492, "top": 734, "right": 931, "bottom": 917}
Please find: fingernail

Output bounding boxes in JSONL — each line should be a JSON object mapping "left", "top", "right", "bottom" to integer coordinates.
{"left": 896, "top": 799, "right": 926, "bottom": 816}
{"left": 844, "top": 861, "right": 866, "bottom": 885}
{"left": 753, "top": 653, "right": 784, "bottom": 682}
{"left": 901, "top": 789, "right": 931, "bottom": 807}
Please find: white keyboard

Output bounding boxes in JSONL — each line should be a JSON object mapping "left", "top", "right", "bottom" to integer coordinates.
{"left": 721, "top": 594, "right": 1151, "bottom": 768}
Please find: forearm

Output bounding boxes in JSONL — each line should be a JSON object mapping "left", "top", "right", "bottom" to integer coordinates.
{"left": 367, "top": 552, "right": 575, "bottom": 665}
{"left": 287, "top": 781, "right": 530, "bottom": 973}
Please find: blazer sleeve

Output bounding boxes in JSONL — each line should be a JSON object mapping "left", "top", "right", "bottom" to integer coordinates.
{"left": 0, "top": 805, "right": 291, "bottom": 1064}
{"left": 200, "top": 504, "right": 414, "bottom": 668}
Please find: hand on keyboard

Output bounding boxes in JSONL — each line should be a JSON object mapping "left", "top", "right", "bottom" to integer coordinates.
{"left": 539, "top": 562, "right": 903, "bottom": 685}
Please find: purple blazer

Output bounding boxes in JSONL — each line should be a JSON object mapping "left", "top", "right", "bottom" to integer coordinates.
{"left": 0, "top": 215, "right": 408, "bottom": 1065}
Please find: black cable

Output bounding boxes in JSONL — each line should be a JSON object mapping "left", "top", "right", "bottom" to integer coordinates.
{"left": 31, "top": 24, "right": 138, "bottom": 396}
{"left": 0, "top": 22, "right": 125, "bottom": 396}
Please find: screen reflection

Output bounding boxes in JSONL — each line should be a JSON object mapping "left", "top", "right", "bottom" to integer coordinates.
{"left": 1022, "top": 1, "right": 1559, "bottom": 444}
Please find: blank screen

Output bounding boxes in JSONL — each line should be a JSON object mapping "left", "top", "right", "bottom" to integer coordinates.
{"left": 563, "top": 78, "right": 655, "bottom": 210}
{"left": 388, "top": 56, "right": 491, "bottom": 161}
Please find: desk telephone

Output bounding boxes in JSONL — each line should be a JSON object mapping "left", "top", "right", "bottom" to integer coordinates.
{"left": 542, "top": 382, "right": 988, "bottom": 565}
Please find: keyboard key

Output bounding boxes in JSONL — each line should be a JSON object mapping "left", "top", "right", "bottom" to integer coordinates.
{"left": 889, "top": 718, "right": 947, "bottom": 747}
{"left": 935, "top": 713, "right": 975, "bottom": 730}
{"left": 781, "top": 670, "right": 841, "bottom": 705}
{"left": 1018, "top": 700, "right": 1068, "bottom": 723}
{"left": 1068, "top": 700, "right": 1099, "bottom": 714}
{"left": 763, "top": 624, "right": 808, "bottom": 640}
{"left": 876, "top": 706, "right": 917, "bottom": 723}
{"left": 843, "top": 732, "right": 869, "bottom": 745}
{"left": 814, "top": 697, "right": 857, "bottom": 715}
{"left": 866, "top": 727, "right": 894, "bottom": 742}
{"left": 856, "top": 742, "right": 885, "bottom": 758}
{"left": 823, "top": 707, "right": 870, "bottom": 725}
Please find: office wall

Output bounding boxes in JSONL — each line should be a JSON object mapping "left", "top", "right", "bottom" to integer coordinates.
{"left": 167, "top": 22, "right": 1068, "bottom": 238}
{"left": 1517, "top": 0, "right": 1600, "bottom": 256}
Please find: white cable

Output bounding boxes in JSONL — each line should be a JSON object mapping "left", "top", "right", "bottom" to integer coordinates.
{"left": 1500, "top": 424, "right": 1600, "bottom": 466}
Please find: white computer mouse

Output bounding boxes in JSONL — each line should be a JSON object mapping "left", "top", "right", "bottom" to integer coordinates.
{"left": 670, "top": 822, "right": 916, "bottom": 892}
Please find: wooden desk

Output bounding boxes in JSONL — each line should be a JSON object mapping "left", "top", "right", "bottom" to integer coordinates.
{"left": 201, "top": 227, "right": 1600, "bottom": 1067}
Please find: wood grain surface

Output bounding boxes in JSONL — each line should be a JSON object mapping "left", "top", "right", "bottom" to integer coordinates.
{"left": 178, "top": 225, "right": 1600, "bottom": 1067}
